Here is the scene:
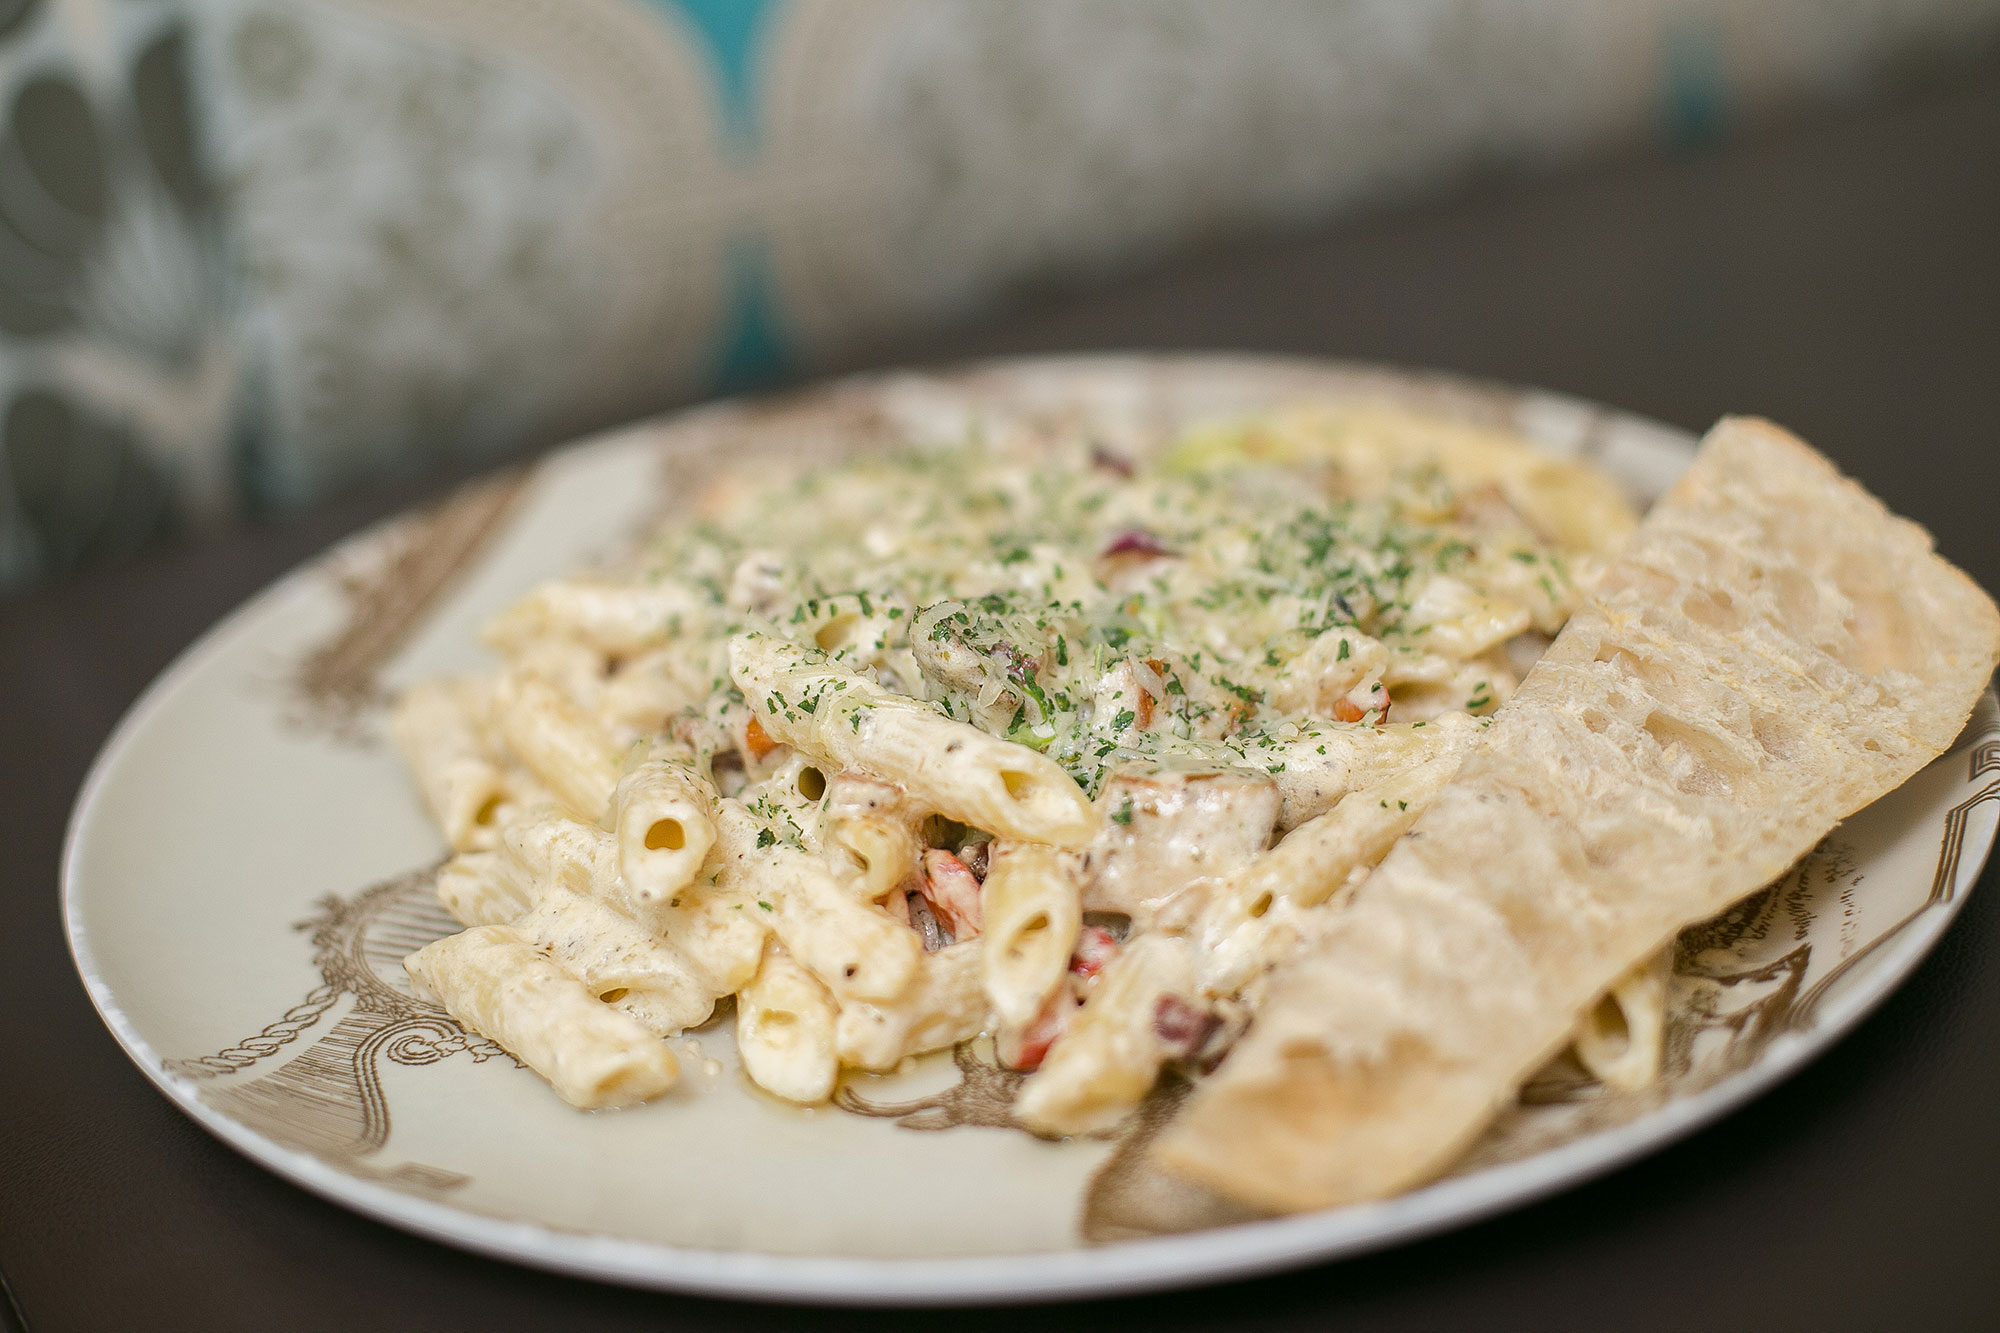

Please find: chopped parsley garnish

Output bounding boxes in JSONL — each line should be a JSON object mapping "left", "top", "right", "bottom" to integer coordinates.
{"left": 634, "top": 424, "right": 1590, "bottom": 797}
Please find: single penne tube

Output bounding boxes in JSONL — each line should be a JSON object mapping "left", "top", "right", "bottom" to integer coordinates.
{"left": 405, "top": 925, "right": 678, "bottom": 1109}
{"left": 1013, "top": 934, "right": 1194, "bottom": 1138}
{"left": 1194, "top": 748, "right": 1469, "bottom": 999}
{"left": 980, "top": 842, "right": 1082, "bottom": 1029}
{"left": 736, "top": 945, "right": 840, "bottom": 1104}
{"left": 492, "top": 670, "right": 620, "bottom": 823}
{"left": 765, "top": 866, "right": 921, "bottom": 1004}
{"left": 512, "top": 885, "right": 718, "bottom": 1035}
{"left": 500, "top": 812, "right": 619, "bottom": 897}
{"left": 749, "top": 752, "right": 838, "bottom": 856}
{"left": 1572, "top": 947, "right": 1673, "bottom": 1093}
{"left": 392, "top": 677, "right": 510, "bottom": 852}
{"left": 594, "top": 645, "right": 708, "bottom": 742}
{"left": 487, "top": 763, "right": 561, "bottom": 841}
{"left": 1381, "top": 657, "right": 1519, "bottom": 724}
{"left": 1270, "top": 629, "right": 1390, "bottom": 718}
{"left": 711, "top": 799, "right": 919, "bottom": 1001}
{"left": 821, "top": 773, "right": 924, "bottom": 901}
{"left": 1252, "top": 709, "right": 1482, "bottom": 829}
{"left": 1219, "top": 743, "right": 1473, "bottom": 921}
{"left": 482, "top": 574, "right": 710, "bottom": 658}
{"left": 826, "top": 810, "right": 920, "bottom": 901}
{"left": 651, "top": 882, "right": 769, "bottom": 995}
{"left": 1402, "top": 575, "right": 1533, "bottom": 661}
{"left": 433, "top": 849, "right": 533, "bottom": 927}
{"left": 505, "top": 637, "right": 609, "bottom": 716}
{"left": 614, "top": 757, "right": 719, "bottom": 910}
{"left": 835, "top": 940, "right": 990, "bottom": 1072}
{"left": 728, "top": 633, "right": 1099, "bottom": 847}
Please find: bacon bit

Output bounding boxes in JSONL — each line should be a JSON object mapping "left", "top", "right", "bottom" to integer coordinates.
{"left": 1101, "top": 529, "right": 1174, "bottom": 560}
{"left": 1069, "top": 926, "right": 1121, "bottom": 980}
{"left": 1333, "top": 681, "right": 1390, "bottom": 725}
{"left": 1135, "top": 688, "right": 1155, "bottom": 730}
{"left": 1224, "top": 698, "right": 1257, "bottom": 734}
{"left": 1153, "top": 995, "right": 1219, "bottom": 1062}
{"left": 1003, "top": 991, "right": 1073, "bottom": 1071}
{"left": 1190, "top": 1001, "right": 1250, "bottom": 1073}
{"left": 1089, "top": 444, "right": 1135, "bottom": 478}
{"left": 919, "top": 849, "right": 983, "bottom": 939}
{"left": 743, "top": 714, "right": 780, "bottom": 760}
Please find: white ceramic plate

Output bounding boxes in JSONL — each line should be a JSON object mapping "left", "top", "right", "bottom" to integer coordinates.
{"left": 64, "top": 356, "right": 2000, "bottom": 1305}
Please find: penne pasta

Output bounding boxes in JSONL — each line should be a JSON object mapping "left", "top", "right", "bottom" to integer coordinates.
{"left": 510, "top": 884, "right": 718, "bottom": 1036}
{"left": 391, "top": 678, "right": 511, "bottom": 853}
{"left": 729, "top": 633, "right": 1099, "bottom": 848}
{"left": 613, "top": 755, "right": 719, "bottom": 910}
{"left": 1254, "top": 710, "right": 1482, "bottom": 829}
{"left": 736, "top": 944, "right": 841, "bottom": 1104}
{"left": 821, "top": 774, "right": 925, "bottom": 902}
{"left": 405, "top": 926, "right": 678, "bottom": 1110}
{"left": 482, "top": 574, "right": 711, "bottom": 658}
{"left": 1013, "top": 934, "right": 1195, "bottom": 1138}
{"left": 834, "top": 941, "right": 990, "bottom": 1073}
{"left": 499, "top": 811, "right": 618, "bottom": 898}
{"left": 492, "top": 670, "right": 620, "bottom": 823}
{"left": 432, "top": 849, "right": 533, "bottom": 928}
{"left": 1194, "top": 746, "right": 1472, "bottom": 1000}
{"left": 651, "top": 881, "right": 770, "bottom": 996}
{"left": 712, "top": 799, "right": 919, "bottom": 1002}
{"left": 979, "top": 842, "right": 1082, "bottom": 1029}
{"left": 1571, "top": 947, "right": 1672, "bottom": 1093}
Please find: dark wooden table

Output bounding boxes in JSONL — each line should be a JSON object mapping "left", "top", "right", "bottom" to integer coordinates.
{"left": 5, "top": 66, "right": 1999, "bottom": 1333}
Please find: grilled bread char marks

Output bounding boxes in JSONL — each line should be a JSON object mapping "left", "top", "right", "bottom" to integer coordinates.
{"left": 1153, "top": 417, "right": 2000, "bottom": 1214}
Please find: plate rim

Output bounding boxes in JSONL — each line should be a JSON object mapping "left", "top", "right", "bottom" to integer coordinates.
{"left": 60, "top": 352, "right": 2000, "bottom": 1305}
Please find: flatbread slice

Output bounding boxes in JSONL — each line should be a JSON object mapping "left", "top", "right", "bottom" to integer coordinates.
{"left": 1153, "top": 417, "right": 2000, "bottom": 1213}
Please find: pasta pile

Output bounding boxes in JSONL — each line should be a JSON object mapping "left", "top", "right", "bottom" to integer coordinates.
{"left": 396, "top": 406, "right": 1652, "bottom": 1123}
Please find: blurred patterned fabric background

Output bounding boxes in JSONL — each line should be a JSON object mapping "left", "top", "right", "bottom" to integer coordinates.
{"left": 2, "top": 0, "right": 1997, "bottom": 593}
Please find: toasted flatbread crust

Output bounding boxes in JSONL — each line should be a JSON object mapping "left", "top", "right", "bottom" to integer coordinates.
{"left": 1153, "top": 417, "right": 2000, "bottom": 1213}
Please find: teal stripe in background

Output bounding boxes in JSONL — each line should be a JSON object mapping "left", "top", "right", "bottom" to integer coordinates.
{"left": 638, "top": 0, "right": 791, "bottom": 386}
{"left": 712, "top": 240, "right": 792, "bottom": 390}
{"left": 1661, "top": 15, "right": 1730, "bottom": 147}
{"left": 644, "top": 0, "right": 778, "bottom": 147}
